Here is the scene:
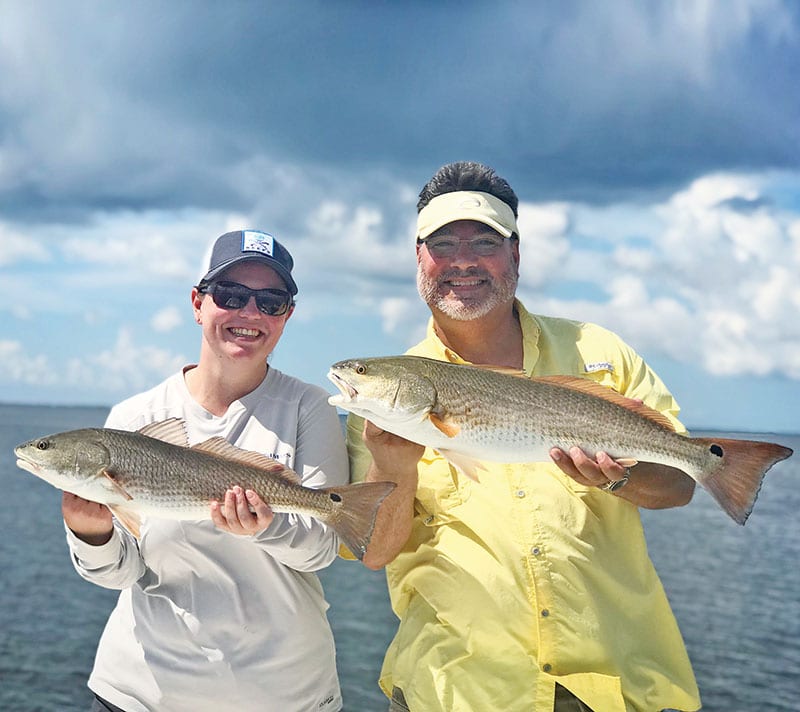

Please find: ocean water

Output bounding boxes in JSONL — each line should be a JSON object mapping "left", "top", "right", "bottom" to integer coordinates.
{"left": 0, "top": 404, "right": 797, "bottom": 711}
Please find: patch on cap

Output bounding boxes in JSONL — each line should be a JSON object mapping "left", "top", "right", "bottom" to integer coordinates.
{"left": 241, "top": 230, "right": 275, "bottom": 257}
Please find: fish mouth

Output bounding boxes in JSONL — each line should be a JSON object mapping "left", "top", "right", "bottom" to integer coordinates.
{"left": 327, "top": 370, "right": 357, "bottom": 401}
{"left": 15, "top": 456, "right": 39, "bottom": 475}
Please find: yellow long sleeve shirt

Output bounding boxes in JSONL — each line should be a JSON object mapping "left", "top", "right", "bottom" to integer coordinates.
{"left": 347, "top": 302, "right": 701, "bottom": 712}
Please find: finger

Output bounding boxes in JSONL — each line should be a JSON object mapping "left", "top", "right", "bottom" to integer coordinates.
{"left": 209, "top": 499, "right": 227, "bottom": 528}
{"left": 233, "top": 486, "right": 251, "bottom": 522}
{"left": 571, "top": 448, "right": 612, "bottom": 487}
{"left": 363, "top": 420, "right": 389, "bottom": 441}
{"left": 363, "top": 419, "right": 381, "bottom": 435}
{"left": 245, "top": 490, "right": 274, "bottom": 530}
{"left": 551, "top": 448, "right": 596, "bottom": 487}
{"left": 221, "top": 488, "right": 245, "bottom": 531}
{"left": 224, "top": 488, "right": 252, "bottom": 533}
{"left": 596, "top": 451, "right": 629, "bottom": 480}
{"left": 549, "top": 447, "right": 578, "bottom": 476}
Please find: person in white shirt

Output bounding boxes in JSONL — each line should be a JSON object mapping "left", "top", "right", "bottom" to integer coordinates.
{"left": 63, "top": 229, "right": 348, "bottom": 712}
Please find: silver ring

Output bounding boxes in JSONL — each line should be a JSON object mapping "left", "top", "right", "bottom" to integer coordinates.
{"left": 600, "top": 467, "right": 631, "bottom": 492}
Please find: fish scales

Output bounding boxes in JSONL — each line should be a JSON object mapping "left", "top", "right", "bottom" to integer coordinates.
{"left": 339, "top": 356, "right": 706, "bottom": 471}
{"left": 328, "top": 355, "right": 793, "bottom": 524}
{"left": 98, "top": 429, "right": 331, "bottom": 517}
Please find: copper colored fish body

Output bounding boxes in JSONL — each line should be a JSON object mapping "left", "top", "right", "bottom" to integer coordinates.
{"left": 328, "top": 355, "right": 793, "bottom": 524}
{"left": 14, "top": 418, "right": 394, "bottom": 559}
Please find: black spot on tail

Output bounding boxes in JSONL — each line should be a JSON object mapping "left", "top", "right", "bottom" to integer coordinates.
{"left": 710, "top": 444, "right": 724, "bottom": 457}
{"left": 329, "top": 492, "right": 342, "bottom": 503}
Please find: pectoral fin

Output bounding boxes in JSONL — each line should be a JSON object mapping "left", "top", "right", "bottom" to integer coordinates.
{"left": 429, "top": 413, "right": 460, "bottom": 438}
{"left": 437, "top": 448, "right": 485, "bottom": 482}
{"left": 103, "top": 470, "right": 133, "bottom": 501}
{"left": 109, "top": 505, "right": 142, "bottom": 540}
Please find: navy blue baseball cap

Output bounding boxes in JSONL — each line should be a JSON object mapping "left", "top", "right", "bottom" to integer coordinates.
{"left": 200, "top": 229, "right": 298, "bottom": 295}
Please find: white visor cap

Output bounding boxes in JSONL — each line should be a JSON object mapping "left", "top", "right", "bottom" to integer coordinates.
{"left": 416, "top": 190, "right": 518, "bottom": 241}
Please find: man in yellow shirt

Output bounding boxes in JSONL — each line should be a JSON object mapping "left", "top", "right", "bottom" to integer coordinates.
{"left": 347, "top": 162, "right": 702, "bottom": 711}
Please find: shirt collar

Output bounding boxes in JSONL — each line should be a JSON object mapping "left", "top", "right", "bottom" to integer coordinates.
{"left": 423, "top": 299, "right": 542, "bottom": 374}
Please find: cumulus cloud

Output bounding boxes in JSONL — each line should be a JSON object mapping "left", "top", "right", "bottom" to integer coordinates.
{"left": 516, "top": 203, "right": 571, "bottom": 288}
{"left": 0, "top": 225, "right": 50, "bottom": 266}
{"left": 378, "top": 296, "right": 427, "bottom": 340}
{"left": 518, "top": 172, "right": 800, "bottom": 380}
{"left": 0, "top": 341, "right": 57, "bottom": 386}
{"left": 65, "top": 328, "right": 186, "bottom": 394}
{"left": 151, "top": 306, "right": 183, "bottom": 333}
{"left": 289, "top": 197, "right": 418, "bottom": 309}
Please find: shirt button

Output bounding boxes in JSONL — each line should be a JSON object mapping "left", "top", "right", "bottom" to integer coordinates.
{"left": 542, "top": 663, "right": 552, "bottom": 673}
{"left": 516, "top": 490, "right": 526, "bottom": 498}
{"left": 541, "top": 609, "right": 550, "bottom": 617}
{"left": 531, "top": 546, "right": 541, "bottom": 556}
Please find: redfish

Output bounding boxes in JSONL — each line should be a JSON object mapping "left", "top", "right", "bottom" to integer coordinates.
{"left": 328, "top": 355, "right": 792, "bottom": 524}
{"left": 15, "top": 418, "right": 394, "bottom": 559}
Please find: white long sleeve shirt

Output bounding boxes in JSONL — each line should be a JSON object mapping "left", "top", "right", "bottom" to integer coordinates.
{"left": 66, "top": 367, "right": 347, "bottom": 712}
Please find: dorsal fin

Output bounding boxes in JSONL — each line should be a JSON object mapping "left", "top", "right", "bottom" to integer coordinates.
{"left": 191, "top": 437, "right": 302, "bottom": 484}
{"left": 532, "top": 375, "right": 677, "bottom": 431}
{"left": 138, "top": 418, "right": 189, "bottom": 447}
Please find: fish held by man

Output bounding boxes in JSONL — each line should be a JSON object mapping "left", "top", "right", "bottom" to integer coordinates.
{"left": 328, "top": 355, "right": 793, "bottom": 525}
{"left": 14, "top": 418, "right": 395, "bottom": 559}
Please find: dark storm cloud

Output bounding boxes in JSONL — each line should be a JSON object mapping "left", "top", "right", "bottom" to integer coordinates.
{"left": 0, "top": 0, "right": 798, "bottom": 221}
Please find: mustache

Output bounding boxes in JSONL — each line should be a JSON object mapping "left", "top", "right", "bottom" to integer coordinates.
{"left": 438, "top": 268, "right": 491, "bottom": 283}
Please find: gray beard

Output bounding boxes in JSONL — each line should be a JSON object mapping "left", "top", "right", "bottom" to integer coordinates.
{"left": 417, "top": 266, "right": 518, "bottom": 321}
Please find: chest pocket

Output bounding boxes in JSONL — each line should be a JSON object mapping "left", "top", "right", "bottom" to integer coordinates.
{"left": 414, "top": 448, "right": 473, "bottom": 524}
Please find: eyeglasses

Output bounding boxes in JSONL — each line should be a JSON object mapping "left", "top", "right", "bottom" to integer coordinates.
{"left": 198, "top": 281, "right": 293, "bottom": 316}
{"left": 419, "top": 233, "right": 511, "bottom": 258}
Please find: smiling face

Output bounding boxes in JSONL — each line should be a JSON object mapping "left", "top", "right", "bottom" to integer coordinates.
{"left": 193, "top": 261, "right": 294, "bottom": 367}
{"left": 416, "top": 220, "right": 520, "bottom": 321}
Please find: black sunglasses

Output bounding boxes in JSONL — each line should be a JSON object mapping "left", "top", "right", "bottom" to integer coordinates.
{"left": 198, "top": 281, "right": 293, "bottom": 316}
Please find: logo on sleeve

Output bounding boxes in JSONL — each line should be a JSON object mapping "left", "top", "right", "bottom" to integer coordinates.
{"left": 584, "top": 361, "right": 614, "bottom": 374}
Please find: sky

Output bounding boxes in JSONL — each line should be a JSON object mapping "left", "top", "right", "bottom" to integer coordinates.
{"left": 1, "top": 0, "right": 799, "bottom": 434}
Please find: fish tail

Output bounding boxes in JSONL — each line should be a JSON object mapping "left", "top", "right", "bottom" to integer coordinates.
{"left": 322, "top": 481, "right": 396, "bottom": 560}
{"left": 695, "top": 437, "right": 793, "bottom": 525}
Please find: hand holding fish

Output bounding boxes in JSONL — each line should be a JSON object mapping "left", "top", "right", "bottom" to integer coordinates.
{"left": 550, "top": 447, "right": 630, "bottom": 488}
{"left": 62, "top": 492, "right": 114, "bottom": 546}
{"left": 363, "top": 420, "right": 425, "bottom": 474}
{"left": 550, "top": 448, "right": 696, "bottom": 508}
{"left": 210, "top": 486, "right": 274, "bottom": 535}
{"left": 359, "top": 420, "right": 424, "bottom": 569}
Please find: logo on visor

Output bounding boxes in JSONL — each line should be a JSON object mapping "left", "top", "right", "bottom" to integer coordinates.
{"left": 241, "top": 230, "right": 275, "bottom": 257}
{"left": 459, "top": 197, "right": 483, "bottom": 209}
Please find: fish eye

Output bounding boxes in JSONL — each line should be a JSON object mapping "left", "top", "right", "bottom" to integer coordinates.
{"left": 36, "top": 440, "right": 49, "bottom": 451}
{"left": 355, "top": 364, "right": 367, "bottom": 375}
